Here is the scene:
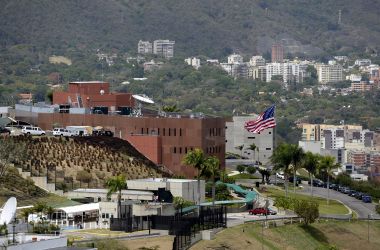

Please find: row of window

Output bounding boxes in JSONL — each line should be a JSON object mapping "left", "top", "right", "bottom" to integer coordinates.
{"left": 173, "top": 147, "right": 194, "bottom": 154}
{"left": 140, "top": 127, "right": 183, "bottom": 136}
{"left": 209, "top": 128, "right": 222, "bottom": 136}
{"left": 206, "top": 146, "right": 222, "bottom": 154}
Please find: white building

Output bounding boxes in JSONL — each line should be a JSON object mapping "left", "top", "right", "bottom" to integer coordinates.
{"left": 266, "top": 62, "right": 307, "bottom": 85}
{"left": 227, "top": 53, "right": 243, "bottom": 64}
{"left": 185, "top": 57, "right": 201, "bottom": 69}
{"left": 225, "top": 116, "right": 274, "bottom": 165}
{"left": 315, "top": 63, "right": 343, "bottom": 83}
{"left": 153, "top": 40, "right": 175, "bottom": 58}
{"left": 346, "top": 74, "right": 362, "bottom": 82}
{"left": 249, "top": 56, "right": 266, "bottom": 66}
{"left": 355, "top": 59, "right": 371, "bottom": 67}
{"left": 137, "top": 40, "right": 153, "bottom": 54}
{"left": 127, "top": 178, "right": 205, "bottom": 203}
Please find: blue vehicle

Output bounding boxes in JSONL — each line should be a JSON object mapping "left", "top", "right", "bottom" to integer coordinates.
{"left": 362, "top": 195, "right": 372, "bottom": 203}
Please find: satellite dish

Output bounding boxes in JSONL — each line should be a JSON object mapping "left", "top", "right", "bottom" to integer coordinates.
{"left": 132, "top": 94, "right": 154, "bottom": 104}
{"left": 0, "top": 197, "right": 17, "bottom": 224}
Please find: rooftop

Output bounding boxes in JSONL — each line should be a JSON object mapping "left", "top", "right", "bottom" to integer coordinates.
{"left": 128, "top": 178, "right": 197, "bottom": 183}
{"left": 72, "top": 188, "right": 154, "bottom": 195}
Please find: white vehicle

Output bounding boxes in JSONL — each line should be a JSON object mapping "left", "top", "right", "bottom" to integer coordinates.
{"left": 276, "top": 172, "right": 285, "bottom": 180}
{"left": 21, "top": 126, "right": 46, "bottom": 136}
{"left": 53, "top": 128, "right": 73, "bottom": 137}
{"left": 66, "top": 126, "right": 92, "bottom": 136}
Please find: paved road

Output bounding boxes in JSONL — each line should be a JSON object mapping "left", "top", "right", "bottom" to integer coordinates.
{"left": 300, "top": 185, "right": 380, "bottom": 219}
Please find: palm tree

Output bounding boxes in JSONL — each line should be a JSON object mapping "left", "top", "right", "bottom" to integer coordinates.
{"left": 106, "top": 175, "right": 127, "bottom": 218}
{"left": 34, "top": 202, "right": 48, "bottom": 221}
{"left": 162, "top": 104, "right": 180, "bottom": 112}
{"left": 270, "top": 143, "right": 293, "bottom": 197}
{"left": 319, "top": 155, "right": 339, "bottom": 205}
{"left": 289, "top": 144, "right": 305, "bottom": 193}
{"left": 235, "top": 145, "right": 244, "bottom": 158}
{"left": 45, "top": 206, "right": 55, "bottom": 221}
{"left": 182, "top": 148, "right": 207, "bottom": 207}
{"left": 249, "top": 143, "right": 257, "bottom": 162}
{"left": 302, "top": 152, "right": 320, "bottom": 197}
{"left": 203, "top": 156, "right": 220, "bottom": 206}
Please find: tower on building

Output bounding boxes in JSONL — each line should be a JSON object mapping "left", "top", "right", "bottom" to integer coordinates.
{"left": 271, "top": 43, "right": 284, "bottom": 63}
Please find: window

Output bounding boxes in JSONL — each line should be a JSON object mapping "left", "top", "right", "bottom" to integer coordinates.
{"left": 174, "top": 147, "right": 176, "bottom": 153}
{"left": 169, "top": 128, "right": 171, "bottom": 136}
{"left": 163, "top": 128, "right": 166, "bottom": 136}
{"left": 266, "top": 148, "right": 271, "bottom": 150}
{"left": 180, "top": 128, "right": 182, "bottom": 136}
{"left": 141, "top": 128, "right": 144, "bottom": 134}
{"left": 174, "top": 128, "right": 176, "bottom": 136}
{"left": 158, "top": 128, "right": 160, "bottom": 135}
{"left": 146, "top": 128, "right": 149, "bottom": 134}
{"left": 185, "top": 147, "right": 188, "bottom": 153}
{"left": 248, "top": 137, "right": 256, "bottom": 139}
{"left": 179, "top": 147, "right": 182, "bottom": 154}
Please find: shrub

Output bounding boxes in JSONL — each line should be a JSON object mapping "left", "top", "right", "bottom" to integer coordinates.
{"left": 246, "top": 166, "right": 256, "bottom": 175}
{"left": 236, "top": 165, "right": 246, "bottom": 173}
{"left": 294, "top": 200, "right": 319, "bottom": 225}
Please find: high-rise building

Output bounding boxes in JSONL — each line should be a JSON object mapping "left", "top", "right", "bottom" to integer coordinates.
{"left": 153, "top": 40, "right": 175, "bottom": 58}
{"left": 185, "top": 57, "right": 201, "bottom": 70}
{"left": 315, "top": 64, "right": 343, "bottom": 83}
{"left": 137, "top": 40, "right": 153, "bottom": 54}
{"left": 271, "top": 43, "right": 284, "bottom": 63}
{"left": 249, "top": 56, "right": 266, "bottom": 66}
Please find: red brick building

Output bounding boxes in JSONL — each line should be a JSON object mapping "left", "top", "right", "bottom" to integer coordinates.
{"left": 20, "top": 81, "right": 225, "bottom": 177}
{"left": 36, "top": 113, "right": 225, "bottom": 177}
{"left": 53, "top": 81, "right": 134, "bottom": 114}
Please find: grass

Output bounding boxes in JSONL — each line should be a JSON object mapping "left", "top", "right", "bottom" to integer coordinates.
{"left": 191, "top": 220, "right": 380, "bottom": 250}
{"left": 231, "top": 173, "right": 257, "bottom": 179}
{"left": 262, "top": 186, "right": 349, "bottom": 215}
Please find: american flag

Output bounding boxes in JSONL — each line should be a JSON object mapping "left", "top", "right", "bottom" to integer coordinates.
{"left": 244, "top": 105, "right": 276, "bottom": 133}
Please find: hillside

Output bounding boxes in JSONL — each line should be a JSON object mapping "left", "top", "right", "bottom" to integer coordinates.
{"left": 3, "top": 136, "right": 170, "bottom": 191}
{"left": 0, "top": 0, "right": 379, "bottom": 58}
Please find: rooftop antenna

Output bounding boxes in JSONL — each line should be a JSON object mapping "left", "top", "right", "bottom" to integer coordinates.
{"left": 338, "top": 10, "right": 342, "bottom": 25}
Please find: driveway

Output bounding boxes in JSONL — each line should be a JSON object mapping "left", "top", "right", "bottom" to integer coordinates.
{"left": 300, "top": 185, "right": 380, "bottom": 219}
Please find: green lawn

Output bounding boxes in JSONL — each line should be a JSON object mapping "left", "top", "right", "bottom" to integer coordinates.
{"left": 262, "top": 186, "right": 349, "bottom": 215}
{"left": 191, "top": 220, "right": 380, "bottom": 250}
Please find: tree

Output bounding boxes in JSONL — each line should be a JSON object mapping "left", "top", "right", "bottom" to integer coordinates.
{"left": 289, "top": 144, "right": 305, "bottom": 193}
{"left": 236, "top": 164, "right": 246, "bottom": 174}
{"left": 45, "top": 206, "right": 55, "bottom": 221}
{"left": 271, "top": 143, "right": 293, "bottom": 196}
{"left": 162, "top": 104, "right": 180, "bottom": 112}
{"left": 319, "top": 155, "right": 339, "bottom": 205}
{"left": 302, "top": 152, "right": 320, "bottom": 197}
{"left": 203, "top": 156, "right": 220, "bottom": 206}
{"left": 173, "top": 196, "right": 185, "bottom": 214}
{"left": 34, "top": 202, "right": 48, "bottom": 221}
{"left": 182, "top": 148, "right": 207, "bottom": 207}
{"left": 76, "top": 170, "right": 92, "bottom": 188}
{"left": 106, "top": 175, "right": 127, "bottom": 218}
{"left": 235, "top": 145, "right": 244, "bottom": 157}
{"left": 294, "top": 199, "right": 319, "bottom": 225}
{"left": 258, "top": 168, "right": 270, "bottom": 184}
{"left": 246, "top": 166, "right": 256, "bottom": 175}
{"left": 249, "top": 143, "right": 257, "bottom": 162}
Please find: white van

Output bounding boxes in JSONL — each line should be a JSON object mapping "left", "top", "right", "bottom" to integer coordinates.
{"left": 53, "top": 128, "right": 73, "bottom": 137}
{"left": 21, "top": 126, "right": 46, "bottom": 136}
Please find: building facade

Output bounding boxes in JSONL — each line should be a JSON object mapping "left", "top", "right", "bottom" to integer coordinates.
{"left": 138, "top": 40, "right": 153, "bottom": 54}
{"left": 315, "top": 63, "right": 343, "bottom": 83}
{"left": 153, "top": 40, "right": 175, "bottom": 58}
{"left": 271, "top": 43, "right": 284, "bottom": 63}
{"left": 225, "top": 116, "right": 274, "bottom": 165}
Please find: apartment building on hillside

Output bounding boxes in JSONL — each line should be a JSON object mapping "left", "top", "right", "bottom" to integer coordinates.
{"left": 315, "top": 63, "right": 343, "bottom": 83}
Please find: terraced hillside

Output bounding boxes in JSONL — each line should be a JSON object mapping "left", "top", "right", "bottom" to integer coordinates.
{"left": 4, "top": 136, "right": 171, "bottom": 190}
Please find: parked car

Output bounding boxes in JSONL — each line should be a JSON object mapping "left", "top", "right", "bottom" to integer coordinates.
{"left": 248, "top": 207, "right": 277, "bottom": 215}
{"left": 342, "top": 187, "right": 351, "bottom": 194}
{"left": 330, "top": 184, "right": 339, "bottom": 190}
{"left": 362, "top": 195, "right": 372, "bottom": 203}
{"left": 289, "top": 176, "right": 302, "bottom": 184}
{"left": 348, "top": 190, "right": 357, "bottom": 197}
{"left": 53, "top": 128, "right": 73, "bottom": 137}
{"left": 92, "top": 129, "right": 114, "bottom": 137}
{"left": 21, "top": 126, "right": 45, "bottom": 136}
{"left": 354, "top": 192, "right": 364, "bottom": 200}
{"left": 0, "top": 127, "right": 11, "bottom": 135}
{"left": 309, "top": 179, "right": 324, "bottom": 187}
{"left": 276, "top": 172, "right": 285, "bottom": 180}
